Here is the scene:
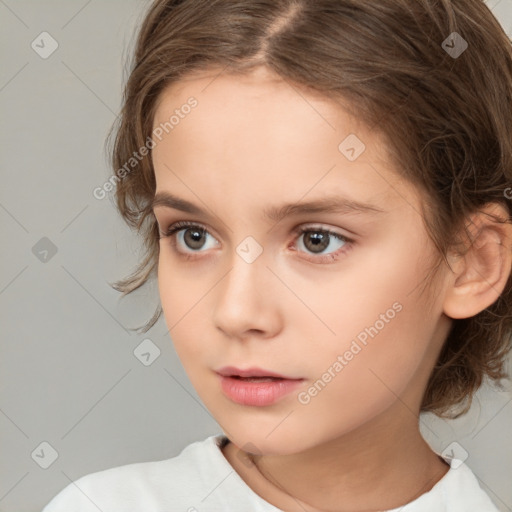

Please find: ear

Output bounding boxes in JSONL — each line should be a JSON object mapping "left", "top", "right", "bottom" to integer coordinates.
{"left": 443, "top": 202, "right": 512, "bottom": 320}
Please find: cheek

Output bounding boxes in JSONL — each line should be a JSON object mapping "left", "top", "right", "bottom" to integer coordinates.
{"left": 157, "top": 248, "right": 203, "bottom": 322}
{"left": 158, "top": 250, "right": 247, "bottom": 410}
{"left": 292, "top": 243, "right": 437, "bottom": 416}
{"left": 157, "top": 255, "right": 197, "bottom": 352}
{"left": 285, "top": 219, "right": 432, "bottom": 336}
{"left": 305, "top": 302, "right": 428, "bottom": 402}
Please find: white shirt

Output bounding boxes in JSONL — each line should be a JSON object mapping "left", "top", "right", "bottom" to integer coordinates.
{"left": 42, "top": 434, "right": 500, "bottom": 511}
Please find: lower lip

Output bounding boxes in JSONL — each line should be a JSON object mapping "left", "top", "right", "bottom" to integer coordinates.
{"left": 218, "top": 375, "right": 304, "bottom": 406}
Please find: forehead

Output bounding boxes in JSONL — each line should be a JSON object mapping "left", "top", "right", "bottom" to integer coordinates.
{"left": 151, "top": 66, "right": 420, "bottom": 214}
{"left": 153, "top": 65, "right": 360, "bottom": 133}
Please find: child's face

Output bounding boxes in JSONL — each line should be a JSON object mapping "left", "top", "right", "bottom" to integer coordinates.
{"left": 151, "top": 65, "right": 454, "bottom": 455}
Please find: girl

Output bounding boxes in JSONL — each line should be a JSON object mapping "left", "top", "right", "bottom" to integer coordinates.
{"left": 43, "top": 0, "right": 512, "bottom": 510}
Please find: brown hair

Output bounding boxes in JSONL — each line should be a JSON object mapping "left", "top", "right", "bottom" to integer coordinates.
{"left": 105, "top": 0, "right": 512, "bottom": 418}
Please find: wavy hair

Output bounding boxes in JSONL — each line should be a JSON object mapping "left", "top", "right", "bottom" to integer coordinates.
{"left": 105, "top": 0, "right": 512, "bottom": 418}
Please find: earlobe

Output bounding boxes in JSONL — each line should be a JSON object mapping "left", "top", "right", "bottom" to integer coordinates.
{"left": 443, "top": 203, "right": 512, "bottom": 320}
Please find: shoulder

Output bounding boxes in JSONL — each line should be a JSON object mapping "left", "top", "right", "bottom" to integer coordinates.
{"left": 41, "top": 435, "right": 228, "bottom": 512}
{"left": 440, "top": 460, "right": 500, "bottom": 512}
{"left": 387, "top": 456, "right": 500, "bottom": 512}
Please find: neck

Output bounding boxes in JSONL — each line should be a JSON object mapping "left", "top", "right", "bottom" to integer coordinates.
{"left": 230, "top": 402, "right": 450, "bottom": 512}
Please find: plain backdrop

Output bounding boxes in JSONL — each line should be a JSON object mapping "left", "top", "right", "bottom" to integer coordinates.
{"left": 1, "top": 1, "right": 512, "bottom": 511}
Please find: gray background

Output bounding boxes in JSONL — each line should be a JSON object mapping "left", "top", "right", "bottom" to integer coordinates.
{"left": 1, "top": 1, "right": 511, "bottom": 511}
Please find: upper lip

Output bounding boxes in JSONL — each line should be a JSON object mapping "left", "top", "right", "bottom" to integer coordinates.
{"left": 215, "top": 366, "right": 303, "bottom": 380}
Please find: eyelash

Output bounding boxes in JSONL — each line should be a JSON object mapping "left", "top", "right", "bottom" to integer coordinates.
{"left": 158, "top": 220, "right": 354, "bottom": 263}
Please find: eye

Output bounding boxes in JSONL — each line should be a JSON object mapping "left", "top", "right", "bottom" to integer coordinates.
{"left": 158, "top": 221, "right": 353, "bottom": 263}
{"left": 292, "top": 225, "right": 352, "bottom": 262}
{"left": 159, "top": 221, "right": 219, "bottom": 259}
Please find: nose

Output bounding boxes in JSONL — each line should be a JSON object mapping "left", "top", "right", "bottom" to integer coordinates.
{"left": 212, "top": 248, "right": 282, "bottom": 340}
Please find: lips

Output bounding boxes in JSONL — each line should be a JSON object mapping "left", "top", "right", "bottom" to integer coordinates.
{"left": 215, "top": 366, "right": 300, "bottom": 380}
{"left": 215, "top": 366, "right": 304, "bottom": 406}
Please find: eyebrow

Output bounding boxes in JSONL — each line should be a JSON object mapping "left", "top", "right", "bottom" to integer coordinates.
{"left": 151, "top": 191, "right": 385, "bottom": 223}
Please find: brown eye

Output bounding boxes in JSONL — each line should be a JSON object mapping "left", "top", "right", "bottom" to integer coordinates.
{"left": 293, "top": 226, "right": 353, "bottom": 263}
{"left": 181, "top": 226, "right": 207, "bottom": 250}
{"left": 159, "top": 221, "right": 219, "bottom": 258}
{"left": 160, "top": 221, "right": 353, "bottom": 264}
{"left": 301, "top": 231, "right": 330, "bottom": 253}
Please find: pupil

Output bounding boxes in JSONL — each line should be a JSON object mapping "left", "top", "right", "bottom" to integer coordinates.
{"left": 306, "top": 232, "right": 328, "bottom": 253}
{"left": 185, "top": 228, "right": 205, "bottom": 249}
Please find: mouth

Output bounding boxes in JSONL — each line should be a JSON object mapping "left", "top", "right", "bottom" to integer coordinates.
{"left": 215, "top": 366, "right": 302, "bottom": 380}
{"left": 228, "top": 376, "right": 285, "bottom": 382}
{"left": 215, "top": 366, "right": 304, "bottom": 406}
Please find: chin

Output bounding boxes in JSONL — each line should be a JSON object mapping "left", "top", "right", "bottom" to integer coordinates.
{"left": 226, "top": 431, "right": 307, "bottom": 457}
{"left": 216, "top": 412, "right": 327, "bottom": 456}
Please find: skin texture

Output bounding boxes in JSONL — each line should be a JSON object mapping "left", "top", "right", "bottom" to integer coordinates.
{"left": 150, "top": 65, "right": 511, "bottom": 511}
